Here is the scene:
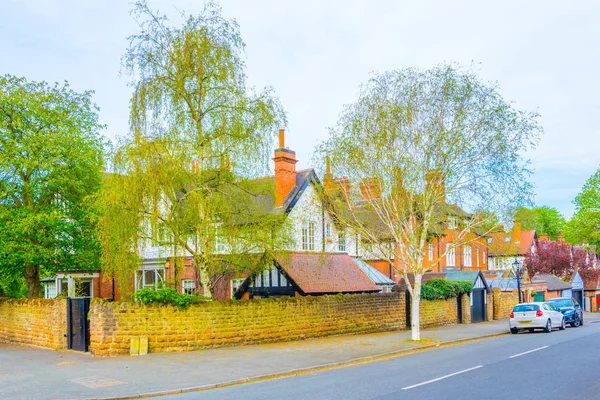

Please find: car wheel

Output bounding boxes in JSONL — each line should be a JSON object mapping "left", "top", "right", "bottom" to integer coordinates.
{"left": 559, "top": 317, "right": 566, "bottom": 331}
{"left": 572, "top": 317, "right": 581, "bottom": 328}
{"left": 544, "top": 319, "right": 552, "bottom": 333}
{"left": 510, "top": 328, "right": 518, "bottom": 334}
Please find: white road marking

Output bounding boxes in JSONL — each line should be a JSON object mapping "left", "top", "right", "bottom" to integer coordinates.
{"left": 508, "top": 346, "right": 549, "bottom": 359}
{"left": 401, "top": 366, "right": 484, "bottom": 390}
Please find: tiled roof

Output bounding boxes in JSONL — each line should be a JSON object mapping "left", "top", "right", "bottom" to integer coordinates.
{"left": 392, "top": 272, "right": 446, "bottom": 291}
{"left": 353, "top": 258, "right": 396, "bottom": 286}
{"left": 531, "top": 274, "right": 572, "bottom": 291}
{"left": 487, "top": 230, "right": 536, "bottom": 256}
{"left": 273, "top": 251, "right": 380, "bottom": 294}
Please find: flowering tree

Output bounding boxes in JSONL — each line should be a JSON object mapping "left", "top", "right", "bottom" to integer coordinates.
{"left": 525, "top": 241, "right": 572, "bottom": 277}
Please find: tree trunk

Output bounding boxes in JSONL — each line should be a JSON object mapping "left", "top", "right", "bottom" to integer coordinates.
{"left": 410, "top": 274, "right": 422, "bottom": 340}
{"left": 199, "top": 267, "right": 213, "bottom": 298}
{"left": 25, "top": 263, "right": 42, "bottom": 298}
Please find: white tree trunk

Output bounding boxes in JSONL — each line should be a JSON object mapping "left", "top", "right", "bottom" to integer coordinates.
{"left": 198, "top": 264, "right": 213, "bottom": 298}
{"left": 411, "top": 274, "right": 423, "bottom": 340}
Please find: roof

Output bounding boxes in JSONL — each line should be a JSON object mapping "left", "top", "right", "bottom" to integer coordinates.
{"left": 531, "top": 274, "right": 572, "bottom": 291}
{"left": 444, "top": 270, "right": 490, "bottom": 290}
{"left": 273, "top": 251, "right": 380, "bottom": 294}
{"left": 487, "top": 229, "right": 536, "bottom": 256}
{"left": 352, "top": 258, "right": 396, "bottom": 286}
{"left": 487, "top": 277, "right": 518, "bottom": 291}
{"left": 392, "top": 272, "right": 446, "bottom": 291}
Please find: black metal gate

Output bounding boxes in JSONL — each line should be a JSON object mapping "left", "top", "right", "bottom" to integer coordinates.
{"left": 471, "top": 290, "right": 485, "bottom": 323}
{"left": 67, "top": 298, "right": 90, "bottom": 352}
{"left": 457, "top": 295, "right": 463, "bottom": 323}
{"left": 405, "top": 291, "right": 411, "bottom": 328}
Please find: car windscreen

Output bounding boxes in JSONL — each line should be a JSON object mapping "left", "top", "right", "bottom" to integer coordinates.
{"left": 513, "top": 304, "right": 539, "bottom": 312}
{"left": 548, "top": 299, "right": 572, "bottom": 308}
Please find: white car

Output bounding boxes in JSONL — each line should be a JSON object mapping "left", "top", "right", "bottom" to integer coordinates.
{"left": 509, "top": 302, "right": 566, "bottom": 334}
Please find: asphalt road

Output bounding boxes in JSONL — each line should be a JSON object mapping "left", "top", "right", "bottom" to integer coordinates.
{"left": 166, "top": 321, "right": 600, "bottom": 400}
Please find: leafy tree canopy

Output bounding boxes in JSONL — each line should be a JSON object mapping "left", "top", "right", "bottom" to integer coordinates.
{"left": 514, "top": 206, "right": 565, "bottom": 240}
{"left": 98, "top": 1, "right": 287, "bottom": 298}
{"left": 564, "top": 168, "right": 600, "bottom": 247}
{"left": 0, "top": 75, "right": 105, "bottom": 298}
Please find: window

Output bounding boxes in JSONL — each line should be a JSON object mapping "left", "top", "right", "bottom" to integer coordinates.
{"left": 487, "top": 237, "right": 493, "bottom": 244}
{"left": 302, "top": 221, "right": 316, "bottom": 251}
{"left": 504, "top": 236, "right": 511, "bottom": 243}
{"left": 215, "top": 231, "right": 226, "bottom": 253}
{"left": 447, "top": 217, "right": 458, "bottom": 230}
{"left": 464, "top": 246, "right": 472, "bottom": 267}
{"left": 44, "top": 282, "right": 57, "bottom": 299}
{"left": 338, "top": 232, "right": 346, "bottom": 252}
{"left": 135, "top": 268, "right": 165, "bottom": 290}
{"left": 428, "top": 244, "right": 434, "bottom": 261}
{"left": 475, "top": 248, "right": 479, "bottom": 267}
{"left": 446, "top": 244, "right": 455, "bottom": 267}
{"left": 482, "top": 251, "right": 486, "bottom": 263}
{"left": 182, "top": 279, "right": 195, "bottom": 295}
{"left": 325, "top": 223, "right": 331, "bottom": 239}
{"left": 74, "top": 279, "right": 92, "bottom": 298}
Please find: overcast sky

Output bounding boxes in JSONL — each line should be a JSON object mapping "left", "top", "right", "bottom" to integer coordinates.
{"left": 1, "top": 0, "right": 598, "bottom": 218}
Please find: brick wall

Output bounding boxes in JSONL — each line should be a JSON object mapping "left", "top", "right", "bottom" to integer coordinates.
{"left": 90, "top": 293, "right": 407, "bottom": 356}
{"left": 492, "top": 289, "right": 519, "bottom": 320}
{"left": 461, "top": 293, "right": 471, "bottom": 323}
{"left": 0, "top": 298, "right": 67, "bottom": 349}
{"left": 420, "top": 297, "right": 457, "bottom": 328}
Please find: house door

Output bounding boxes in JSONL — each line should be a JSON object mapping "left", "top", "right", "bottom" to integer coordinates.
{"left": 67, "top": 298, "right": 90, "bottom": 352}
{"left": 533, "top": 292, "right": 545, "bottom": 302}
{"left": 471, "top": 289, "right": 485, "bottom": 323}
{"left": 573, "top": 289, "right": 584, "bottom": 308}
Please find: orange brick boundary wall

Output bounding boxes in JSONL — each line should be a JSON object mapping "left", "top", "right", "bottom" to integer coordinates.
{"left": 89, "top": 293, "right": 476, "bottom": 356}
{"left": 0, "top": 298, "right": 67, "bottom": 349}
{"left": 492, "top": 289, "right": 519, "bottom": 320}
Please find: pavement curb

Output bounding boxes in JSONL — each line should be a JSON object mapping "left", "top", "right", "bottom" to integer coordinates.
{"left": 89, "top": 330, "right": 508, "bottom": 400}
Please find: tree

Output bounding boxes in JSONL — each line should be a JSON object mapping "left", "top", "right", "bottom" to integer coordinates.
{"left": 98, "top": 1, "right": 286, "bottom": 297}
{"left": 514, "top": 206, "right": 565, "bottom": 240}
{"left": 0, "top": 75, "right": 105, "bottom": 298}
{"left": 564, "top": 168, "right": 600, "bottom": 247}
{"left": 317, "top": 65, "right": 540, "bottom": 340}
{"left": 525, "top": 240, "right": 572, "bottom": 278}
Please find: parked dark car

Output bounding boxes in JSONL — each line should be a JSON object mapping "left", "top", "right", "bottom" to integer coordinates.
{"left": 547, "top": 297, "right": 583, "bottom": 327}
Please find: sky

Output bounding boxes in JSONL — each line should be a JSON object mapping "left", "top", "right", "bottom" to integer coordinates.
{"left": 1, "top": 0, "right": 598, "bottom": 218}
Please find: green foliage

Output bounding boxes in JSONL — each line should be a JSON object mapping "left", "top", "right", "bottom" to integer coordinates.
{"left": 0, "top": 74, "right": 105, "bottom": 298}
{"left": 420, "top": 279, "right": 473, "bottom": 300}
{"left": 98, "top": 1, "right": 287, "bottom": 298}
{"left": 132, "top": 288, "right": 211, "bottom": 308}
{"left": 514, "top": 206, "right": 565, "bottom": 240}
{"left": 564, "top": 168, "right": 600, "bottom": 247}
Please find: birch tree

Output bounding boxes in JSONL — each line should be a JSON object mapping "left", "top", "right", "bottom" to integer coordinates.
{"left": 98, "top": 1, "right": 286, "bottom": 297}
{"left": 318, "top": 65, "right": 540, "bottom": 339}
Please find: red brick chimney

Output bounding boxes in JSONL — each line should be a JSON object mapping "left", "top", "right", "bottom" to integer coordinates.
{"left": 274, "top": 129, "right": 297, "bottom": 207}
{"left": 334, "top": 176, "right": 351, "bottom": 198}
{"left": 359, "top": 177, "right": 381, "bottom": 200}
{"left": 324, "top": 155, "right": 334, "bottom": 190}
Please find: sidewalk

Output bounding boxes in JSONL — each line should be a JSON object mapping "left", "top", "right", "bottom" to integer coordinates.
{"left": 0, "top": 317, "right": 562, "bottom": 400}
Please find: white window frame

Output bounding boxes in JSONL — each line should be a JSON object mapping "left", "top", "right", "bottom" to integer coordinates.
{"left": 44, "top": 282, "right": 57, "bottom": 299}
{"left": 428, "top": 244, "right": 434, "bottom": 261}
{"left": 135, "top": 267, "right": 165, "bottom": 290}
{"left": 301, "top": 221, "right": 316, "bottom": 251}
{"left": 338, "top": 231, "right": 346, "bottom": 252}
{"left": 475, "top": 248, "right": 479, "bottom": 267}
{"left": 448, "top": 217, "right": 458, "bottom": 230}
{"left": 182, "top": 279, "right": 195, "bottom": 295}
{"left": 325, "top": 222, "right": 331, "bottom": 239}
{"left": 446, "top": 244, "right": 455, "bottom": 267}
{"left": 464, "top": 245, "right": 472, "bottom": 267}
{"left": 215, "top": 231, "right": 226, "bottom": 253}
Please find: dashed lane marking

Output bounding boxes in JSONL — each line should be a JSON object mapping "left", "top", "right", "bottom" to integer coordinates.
{"left": 401, "top": 365, "right": 484, "bottom": 390}
{"left": 508, "top": 346, "right": 549, "bottom": 359}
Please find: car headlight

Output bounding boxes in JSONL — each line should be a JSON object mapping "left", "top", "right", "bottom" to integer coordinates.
{"left": 565, "top": 310, "right": 575, "bottom": 315}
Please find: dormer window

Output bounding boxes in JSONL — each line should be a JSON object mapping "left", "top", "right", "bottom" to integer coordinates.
{"left": 447, "top": 217, "right": 458, "bottom": 230}
{"left": 504, "top": 236, "right": 511, "bottom": 243}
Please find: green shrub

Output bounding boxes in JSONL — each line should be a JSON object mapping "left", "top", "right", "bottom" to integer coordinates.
{"left": 420, "top": 279, "right": 473, "bottom": 300}
{"left": 132, "top": 288, "right": 211, "bottom": 308}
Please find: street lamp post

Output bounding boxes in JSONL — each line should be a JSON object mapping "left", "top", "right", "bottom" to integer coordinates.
{"left": 513, "top": 258, "right": 523, "bottom": 303}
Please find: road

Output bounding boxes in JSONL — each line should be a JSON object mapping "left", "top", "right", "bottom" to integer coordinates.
{"left": 164, "top": 321, "right": 600, "bottom": 400}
